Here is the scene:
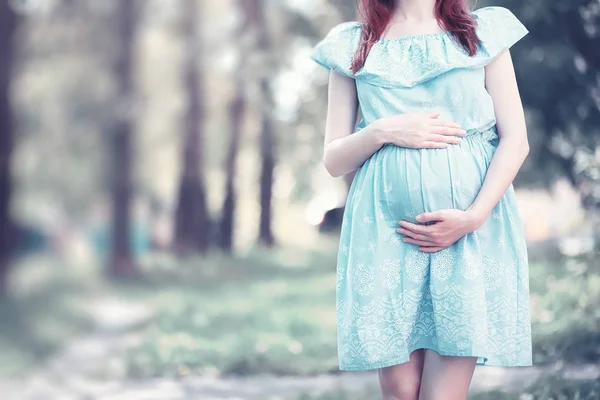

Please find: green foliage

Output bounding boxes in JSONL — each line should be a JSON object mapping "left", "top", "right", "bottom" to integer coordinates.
{"left": 529, "top": 257, "right": 600, "bottom": 364}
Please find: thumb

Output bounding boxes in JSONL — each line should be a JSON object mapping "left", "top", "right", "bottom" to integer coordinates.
{"left": 427, "top": 111, "right": 441, "bottom": 119}
{"left": 416, "top": 210, "right": 445, "bottom": 223}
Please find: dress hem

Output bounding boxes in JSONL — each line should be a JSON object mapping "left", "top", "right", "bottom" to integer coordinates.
{"left": 339, "top": 347, "right": 533, "bottom": 371}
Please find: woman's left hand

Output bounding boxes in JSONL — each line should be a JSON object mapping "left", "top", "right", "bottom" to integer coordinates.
{"left": 397, "top": 209, "right": 485, "bottom": 252}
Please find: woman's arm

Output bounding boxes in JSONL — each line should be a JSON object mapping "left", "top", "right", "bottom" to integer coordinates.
{"left": 467, "top": 50, "right": 529, "bottom": 220}
{"left": 323, "top": 71, "right": 466, "bottom": 178}
{"left": 323, "top": 70, "right": 385, "bottom": 177}
{"left": 398, "top": 50, "right": 529, "bottom": 252}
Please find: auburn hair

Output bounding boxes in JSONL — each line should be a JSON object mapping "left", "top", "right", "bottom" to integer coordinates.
{"left": 351, "top": 0, "right": 481, "bottom": 73}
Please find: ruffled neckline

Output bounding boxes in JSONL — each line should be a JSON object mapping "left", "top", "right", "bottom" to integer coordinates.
{"left": 378, "top": 30, "right": 450, "bottom": 43}
{"left": 310, "top": 6, "right": 529, "bottom": 88}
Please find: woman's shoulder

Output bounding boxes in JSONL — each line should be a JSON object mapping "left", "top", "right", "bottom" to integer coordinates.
{"left": 471, "top": 6, "right": 529, "bottom": 61}
{"left": 472, "top": 6, "right": 527, "bottom": 37}
{"left": 310, "top": 21, "right": 362, "bottom": 78}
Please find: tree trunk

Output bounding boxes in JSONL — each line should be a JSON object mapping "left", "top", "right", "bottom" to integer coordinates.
{"left": 258, "top": 85, "right": 275, "bottom": 247}
{"left": 245, "top": 0, "right": 276, "bottom": 247}
{"left": 0, "top": 1, "right": 17, "bottom": 294}
{"left": 109, "top": 0, "right": 137, "bottom": 277}
{"left": 219, "top": 91, "right": 245, "bottom": 251}
{"left": 173, "top": 0, "right": 210, "bottom": 253}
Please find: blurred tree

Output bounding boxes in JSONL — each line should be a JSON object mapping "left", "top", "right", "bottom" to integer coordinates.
{"left": 110, "top": 0, "right": 138, "bottom": 276}
{"left": 219, "top": 94, "right": 244, "bottom": 252}
{"left": 218, "top": 0, "right": 250, "bottom": 252}
{"left": 246, "top": 0, "right": 276, "bottom": 247}
{"left": 329, "top": 0, "right": 359, "bottom": 21}
{"left": 173, "top": 0, "right": 210, "bottom": 254}
{"left": 0, "top": 0, "right": 17, "bottom": 294}
{"left": 10, "top": 1, "right": 111, "bottom": 227}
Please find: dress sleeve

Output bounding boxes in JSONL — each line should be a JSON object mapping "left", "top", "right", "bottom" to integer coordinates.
{"left": 473, "top": 6, "right": 529, "bottom": 61}
{"left": 310, "top": 22, "right": 362, "bottom": 78}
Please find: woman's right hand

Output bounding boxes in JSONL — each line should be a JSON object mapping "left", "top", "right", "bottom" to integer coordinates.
{"left": 375, "top": 111, "right": 466, "bottom": 149}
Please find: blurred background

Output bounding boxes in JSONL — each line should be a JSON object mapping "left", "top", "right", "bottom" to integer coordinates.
{"left": 0, "top": 0, "right": 598, "bottom": 399}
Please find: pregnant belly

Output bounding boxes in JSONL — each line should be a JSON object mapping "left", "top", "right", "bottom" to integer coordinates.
{"left": 348, "top": 130, "right": 498, "bottom": 225}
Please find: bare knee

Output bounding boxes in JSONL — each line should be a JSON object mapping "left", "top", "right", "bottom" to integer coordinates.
{"left": 379, "top": 369, "right": 421, "bottom": 400}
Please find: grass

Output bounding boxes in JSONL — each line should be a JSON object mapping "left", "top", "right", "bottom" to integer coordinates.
{"left": 0, "top": 239, "right": 598, "bottom": 381}
{"left": 0, "top": 255, "right": 97, "bottom": 377}
{"left": 122, "top": 248, "right": 600, "bottom": 378}
{"left": 121, "top": 244, "right": 341, "bottom": 378}
{"left": 528, "top": 256, "right": 600, "bottom": 364}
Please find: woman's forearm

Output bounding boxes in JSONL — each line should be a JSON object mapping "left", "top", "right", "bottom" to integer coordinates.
{"left": 466, "top": 50, "right": 530, "bottom": 227}
{"left": 322, "top": 69, "right": 464, "bottom": 178}
{"left": 323, "top": 112, "right": 464, "bottom": 177}
{"left": 467, "top": 135, "right": 530, "bottom": 224}
{"left": 323, "top": 120, "right": 385, "bottom": 177}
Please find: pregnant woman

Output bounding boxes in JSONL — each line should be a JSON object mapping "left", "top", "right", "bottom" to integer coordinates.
{"left": 311, "top": 1, "right": 532, "bottom": 399}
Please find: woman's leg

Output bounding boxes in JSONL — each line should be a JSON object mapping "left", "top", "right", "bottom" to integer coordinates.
{"left": 417, "top": 350, "right": 477, "bottom": 400}
{"left": 378, "top": 349, "right": 425, "bottom": 400}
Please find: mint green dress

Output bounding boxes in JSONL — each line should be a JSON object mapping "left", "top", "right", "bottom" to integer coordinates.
{"left": 311, "top": 6, "right": 532, "bottom": 370}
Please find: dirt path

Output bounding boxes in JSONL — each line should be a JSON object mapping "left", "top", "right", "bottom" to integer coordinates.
{"left": 2, "top": 362, "right": 600, "bottom": 400}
